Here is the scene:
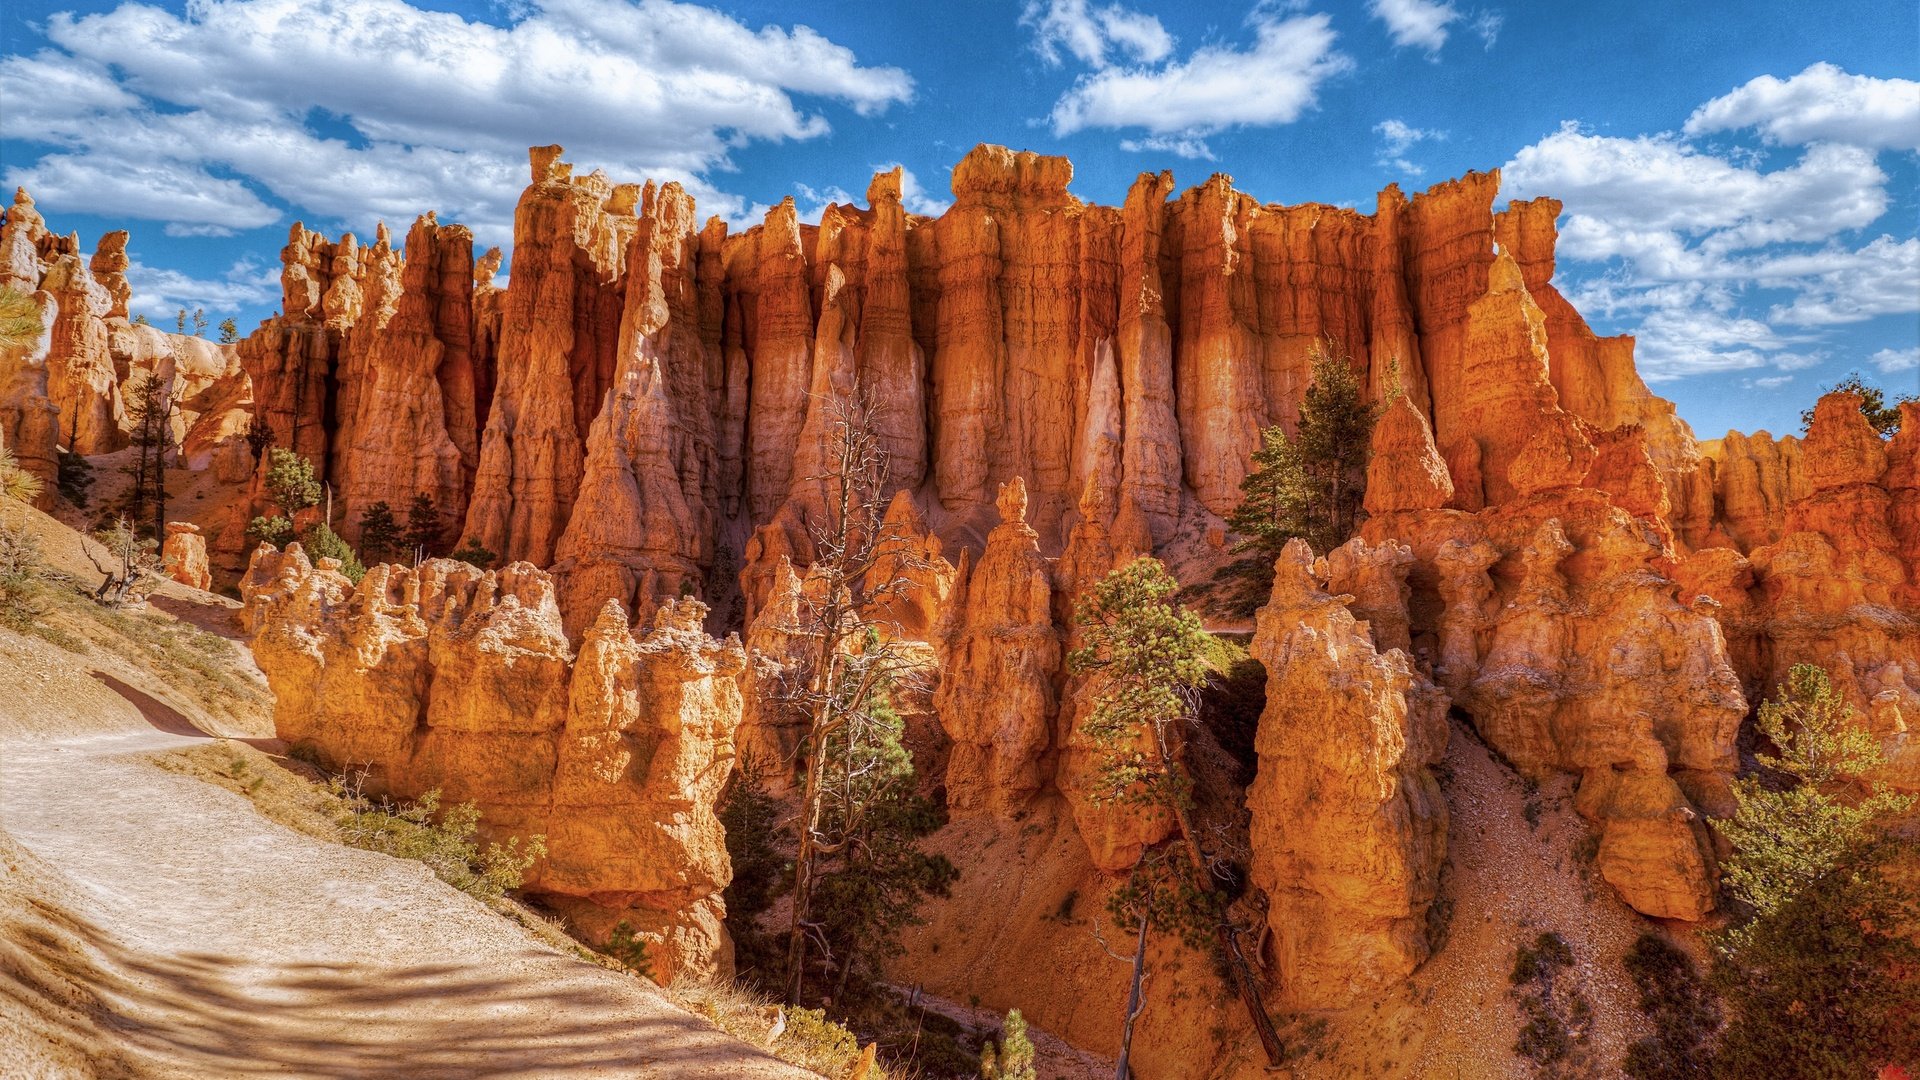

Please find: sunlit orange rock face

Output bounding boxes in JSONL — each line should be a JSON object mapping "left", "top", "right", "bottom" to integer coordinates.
{"left": 0, "top": 187, "right": 250, "bottom": 499}
{"left": 242, "top": 545, "right": 746, "bottom": 982}
{"left": 1248, "top": 539, "right": 1449, "bottom": 1009}
{"left": 1678, "top": 394, "right": 1920, "bottom": 790}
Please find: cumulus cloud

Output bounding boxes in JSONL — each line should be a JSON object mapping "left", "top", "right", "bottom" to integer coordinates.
{"left": 0, "top": 0, "right": 913, "bottom": 247}
{"left": 124, "top": 257, "right": 280, "bottom": 319}
{"left": 1374, "top": 118, "right": 1445, "bottom": 176}
{"left": 1684, "top": 62, "right": 1920, "bottom": 151}
{"left": 1869, "top": 346, "right": 1918, "bottom": 374}
{"left": 1367, "top": 0, "right": 1460, "bottom": 53}
{"left": 1504, "top": 66, "right": 1918, "bottom": 381}
{"left": 777, "top": 164, "right": 951, "bottom": 227}
{"left": 1046, "top": 10, "right": 1350, "bottom": 145}
{"left": 1022, "top": 0, "right": 1174, "bottom": 69}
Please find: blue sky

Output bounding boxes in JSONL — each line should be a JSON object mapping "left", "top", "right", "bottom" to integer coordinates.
{"left": 2, "top": 0, "right": 1914, "bottom": 439}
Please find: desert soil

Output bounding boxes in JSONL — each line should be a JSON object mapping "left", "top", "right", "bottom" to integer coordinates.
{"left": 0, "top": 502, "right": 815, "bottom": 1079}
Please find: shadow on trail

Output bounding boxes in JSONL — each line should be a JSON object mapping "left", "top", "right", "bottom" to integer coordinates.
{"left": 3, "top": 888, "right": 742, "bottom": 1078}
{"left": 92, "top": 672, "right": 209, "bottom": 739}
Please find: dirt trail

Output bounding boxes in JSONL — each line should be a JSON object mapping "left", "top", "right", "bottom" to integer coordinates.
{"left": 0, "top": 507, "right": 815, "bottom": 1079}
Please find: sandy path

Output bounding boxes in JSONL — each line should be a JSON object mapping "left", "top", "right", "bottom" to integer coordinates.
{"left": 0, "top": 566, "right": 812, "bottom": 1079}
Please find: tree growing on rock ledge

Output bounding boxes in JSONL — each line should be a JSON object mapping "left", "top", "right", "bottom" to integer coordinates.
{"left": 1070, "top": 556, "right": 1285, "bottom": 1068}
{"left": 777, "top": 387, "right": 947, "bottom": 1006}
{"left": 1220, "top": 342, "right": 1382, "bottom": 610}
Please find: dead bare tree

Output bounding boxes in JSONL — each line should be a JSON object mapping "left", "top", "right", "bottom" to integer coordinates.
{"left": 778, "top": 385, "right": 942, "bottom": 1005}
{"left": 84, "top": 515, "right": 161, "bottom": 606}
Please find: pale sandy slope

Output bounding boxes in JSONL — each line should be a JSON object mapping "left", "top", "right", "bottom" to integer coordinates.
{"left": 0, "top": 503, "right": 814, "bottom": 1080}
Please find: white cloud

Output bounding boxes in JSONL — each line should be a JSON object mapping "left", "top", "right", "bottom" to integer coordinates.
{"left": 1684, "top": 62, "right": 1920, "bottom": 151}
{"left": 1022, "top": 0, "right": 1174, "bottom": 69}
{"left": 1, "top": 0, "right": 913, "bottom": 249}
{"left": 779, "top": 163, "right": 951, "bottom": 227}
{"left": 1470, "top": 10, "right": 1503, "bottom": 48}
{"left": 1870, "top": 346, "right": 1919, "bottom": 374}
{"left": 124, "top": 257, "right": 280, "bottom": 319}
{"left": 1367, "top": 0, "right": 1460, "bottom": 54}
{"left": 1119, "top": 134, "right": 1217, "bottom": 160}
{"left": 1743, "top": 375, "right": 1795, "bottom": 390}
{"left": 1047, "top": 11, "right": 1350, "bottom": 141}
{"left": 1374, "top": 118, "right": 1445, "bottom": 176}
{"left": 1503, "top": 66, "right": 1918, "bottom": 383}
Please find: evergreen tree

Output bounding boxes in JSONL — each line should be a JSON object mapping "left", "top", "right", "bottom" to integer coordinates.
{"left": 123, "top": 371, "right": 175, "bottom": 540}
{"left": 357, "top": 501, "right": 402, "bottom": 564}
{"left": 402, "top": 493, "right": 443, "bottom": 559}
{"left": 1070, "top": 557, "right": 1284, "bottom": 1067}
{"left": 980, "top": 1009, "right": 1037, "bottom": 1080}
{"left": 303, "top": 521, "right": 366, "bottom": 583}
{"left": 447, "top": 536, "right": 499, "bottom": 569}
{"left": 1221, "top": 341, "right": 1381, "bottom": 607}
{"left": 1798, "top": 371, "right": 1915, "bottom": 436}
{"left": 218, "top": 317, "right": 239, "bottom": 344}
{"left": 1710, "top": 664, "right": 1918, "bottom": 1077}
{"left": 809, "top": 695, "right": 957, "bottom": 998}
{"left": 247, "top": 449, "right": 322, "bottom": 549}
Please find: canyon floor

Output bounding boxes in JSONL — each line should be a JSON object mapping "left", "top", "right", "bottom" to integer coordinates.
{"left": 0, "top": 505, "right": 815, "bottom": 1080}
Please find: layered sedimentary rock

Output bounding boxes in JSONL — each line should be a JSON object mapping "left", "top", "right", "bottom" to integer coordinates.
{"left": 933, "top": 478, "right": 1062, "bottom": 816}
{"left": 0, "top": 188, "right": 252, "bottom": 497}
{"left": 1678, "top": 393, "right": 1920, "bottom": 789}
{"left": 1248, "top": 540, "right": 1448, "bottom": 1009}
{"left": 1360, "top": 371, "right": 1747, "bottom": 921}
{"left": 243, "top": 545, "right": 745, "bottom": 980}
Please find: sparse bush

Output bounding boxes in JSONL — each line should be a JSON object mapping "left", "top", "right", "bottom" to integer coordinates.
{"left": 1509, "top": 932, "right": 1592, "bottom": 1073}
{"left": 56, "top": 448, "right": 92, "bottom": 507}
{"left": 666, "top": 978, "right": 887, "bottom": 1080}
{"left": 595, "top": 920, "right": 654, "bottom": 980}
{"left": 1622, "top": 934, "right": 1716, "bottom": 1080}
{"left": 331, "top": 779, "right": 545, "bottom": 904}
{"left": 303, "top": 521, "right": 366, "bottom": 583}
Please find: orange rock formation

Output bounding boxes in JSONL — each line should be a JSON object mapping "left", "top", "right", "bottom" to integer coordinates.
{"left": 243, "top": 545, "right": 746, "bottom": 981}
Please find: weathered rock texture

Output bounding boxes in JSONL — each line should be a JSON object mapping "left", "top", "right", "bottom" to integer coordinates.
{"left": 243, "top": 545, "right": 746, "bottom": 981}
{"left": 1248, "top": 539, "right": 1448, "bottom": 1009}
{"left": 1679, "top": 393, "right": 1920, "bottom": 789}
{"left": 0, "top": 188, "right": 253, "bottom": 500}
{"left": 160, "top": 521, "right": 210, "bottom": 590}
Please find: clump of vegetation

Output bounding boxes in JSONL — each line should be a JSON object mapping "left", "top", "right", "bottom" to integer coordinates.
{"left": 1072, "top": 556, "right": 1284, "bottom": 1067}
{"left": 0, "top": 440, "right": 59, "bottom": 642}
{"left": 1509, "top": 931, "right": 1592, "bottom": 1073}
{"left": 356, "top": 501, "right": 403, "bottom": 564}
{"left": 402, "top": 493, "right": 446, "bottom": 559}
{"left": 594, "top": 921, "right": 654, "bottom": 980}
{"left": 247, "top": 449, "right": 367, "bottom": 581}
{"left": 447, "top": 536, "right": 500, "bottom": 569}
{"left": 980, "top": 1008, "right": 1036, "bottom": 1080}
{"left": 330, "top": 778, "right": 545, "bottom": 904}
{"left": 56, "top": 447, "right": 92, "bottom": 507}
{"left": 1709, "top": 664, "right": 1917, "bottom": 1077}
{"left": 1621, "top": 934, "right": 1716, "bottom": 1080}
{"left": 0, "top": 285, "right": 45, "bottom": 352}
{"left": 1214, "top": 341, "right": 1383, "bottom": 611}
{"left": 84, "top": 516, "right": 163, "bottom": 605}
{"left": 666, "top": 979, "right": 891, "bottom": 1080}
{"left": 1798, "top": 371, "right": 1915, "bottom": 436}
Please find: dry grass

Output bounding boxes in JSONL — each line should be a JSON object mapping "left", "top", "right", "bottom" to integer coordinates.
{"left": 667, "top": 977, "right": 888, "bottom": 1079}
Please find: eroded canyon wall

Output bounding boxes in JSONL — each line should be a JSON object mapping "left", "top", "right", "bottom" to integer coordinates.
{"left": 241, "top": 544, "right": 744, "bottom": 980}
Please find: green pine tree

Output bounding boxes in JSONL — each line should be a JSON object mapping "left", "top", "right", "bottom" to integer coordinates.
{"left": 1709, "top": 664, "right": 1918, "bottom": 1077}
{"left": 1070, "top": 556, "right": 1285, "bottom": 1065}
{"left": 1220, "top": 341, "right": 1381, "bottom": 609}
{"left": 218, "top": 317, "right": 239, "bottom": 344}
{"left": 401, "top": 493, "right": 443, "bottom": 558}
{"left": 357, "top": 501, "right": 402, "bottom": 565}
{"left": 303, "top": 521, "right": 366, "bottom": 584}
{"left": 980, "top": 1009, "right": 1036, "bottom": 1080}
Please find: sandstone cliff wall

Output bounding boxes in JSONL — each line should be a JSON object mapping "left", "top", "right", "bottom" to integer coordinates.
{"left": 242, "top": 545, "right": 745, "bottom": 981}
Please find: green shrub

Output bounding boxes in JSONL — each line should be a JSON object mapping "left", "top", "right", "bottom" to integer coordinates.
{"left": 331, "top": 781, "right": 545, "bottom": 904}
{"left": 595, "top": 920, "right": 654, "bottom": 980}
